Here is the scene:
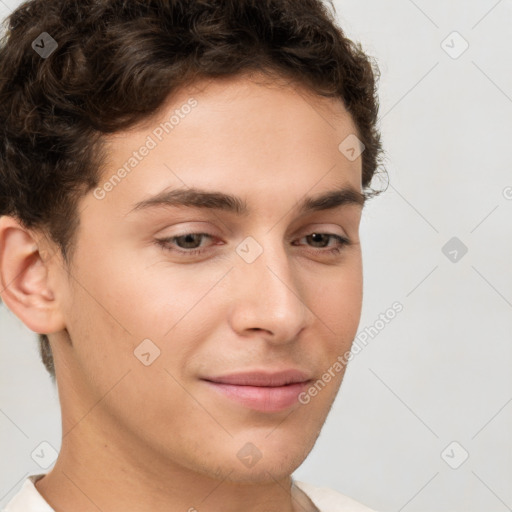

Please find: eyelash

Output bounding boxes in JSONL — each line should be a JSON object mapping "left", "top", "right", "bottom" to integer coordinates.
{"left": 155, "top": 232, "right": 351, "bottom": 257}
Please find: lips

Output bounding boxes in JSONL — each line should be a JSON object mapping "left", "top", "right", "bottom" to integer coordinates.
{"left": 204, "top": 369, "right": 311, "bottom": 387}
{"left": 201, "top": 369, "right": 312, "bottom": 413}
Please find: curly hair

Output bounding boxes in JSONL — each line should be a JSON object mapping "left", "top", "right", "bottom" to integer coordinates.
{"left": 0, "top": 0, "right": 386, "bottom": 380}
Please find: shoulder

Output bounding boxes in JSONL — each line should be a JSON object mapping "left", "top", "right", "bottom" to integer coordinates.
{"left": 2, "top": 474, "right": 54, "bottom": 512}
{"left": 293, "top": 480, "right": 378, "bottom": 512}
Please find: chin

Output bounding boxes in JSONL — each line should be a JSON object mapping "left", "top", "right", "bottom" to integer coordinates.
{"left": 225, "top": 443, "right": 310, "bottom": 484}
{"left": 222, "top": 463, "right": 300, "bottom": 485}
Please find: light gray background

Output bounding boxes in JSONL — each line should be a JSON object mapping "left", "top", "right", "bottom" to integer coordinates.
{"left": 1, "top": 1, "right": 511, "bottom": 511}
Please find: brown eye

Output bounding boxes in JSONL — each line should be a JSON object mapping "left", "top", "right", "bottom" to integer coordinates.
{"left": 155, "top": 232, "right": 216, "bottom": 256}
{"left": 294, "top": 232, "right": 350, "bottom": 254}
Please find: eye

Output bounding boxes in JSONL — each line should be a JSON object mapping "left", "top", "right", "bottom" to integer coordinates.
{"left": 293, "top": 232, "right": 351, "bottom": 255}
{"left": 155, "top": 232, "right": 216, "bottom": 256}
{"left": 155, "top": 231, "right": 351, "bottom": 257}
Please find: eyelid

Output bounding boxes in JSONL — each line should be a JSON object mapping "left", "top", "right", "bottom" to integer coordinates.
{"left": 159, "top": 223, "right": 347, "bottom": 244}
{"left": 155, "top": 229, "right": 351, "bottom": 258}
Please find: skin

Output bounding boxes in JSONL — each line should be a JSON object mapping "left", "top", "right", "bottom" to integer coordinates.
{"left": 0, "top": 72, "right": 365, "bottom": 512}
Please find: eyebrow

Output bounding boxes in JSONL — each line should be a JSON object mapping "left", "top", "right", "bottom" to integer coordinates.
{"left": 128, "top": 185, "right": 366, "bottom": 216}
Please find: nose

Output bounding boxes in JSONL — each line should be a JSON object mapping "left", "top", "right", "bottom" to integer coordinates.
{"left": 227, "top": 238, "right": 310, "bottom": 345}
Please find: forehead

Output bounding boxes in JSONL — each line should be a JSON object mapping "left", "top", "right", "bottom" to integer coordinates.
{"left": 94, "top": 73, "right": 362, "bottom": 215}
{"left": 135, "top": 71, "right": 356, "bottom": 131}
{"left": 104, "top": 71, "right": 359, "bottom": 155}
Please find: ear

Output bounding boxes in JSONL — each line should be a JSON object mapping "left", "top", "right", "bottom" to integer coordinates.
{"left": 0, "top": 215, "right": 66, "bottom": 334}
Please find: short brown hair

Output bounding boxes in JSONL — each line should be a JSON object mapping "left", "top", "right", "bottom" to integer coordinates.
{"left": 0, "top": 0, "right": 387, "bottom": 380}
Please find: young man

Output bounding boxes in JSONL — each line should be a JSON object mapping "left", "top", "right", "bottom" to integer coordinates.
{"left": 0, "top": 0, "right": 385, "bottom": 510}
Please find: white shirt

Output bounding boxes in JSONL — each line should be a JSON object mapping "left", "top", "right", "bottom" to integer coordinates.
{"left": 2, "top": 474, "right": 377, "bottom": 512}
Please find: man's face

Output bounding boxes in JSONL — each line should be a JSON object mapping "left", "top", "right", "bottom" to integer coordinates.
{"left": 50, "top": 73, "right": 364, "bottom": 483}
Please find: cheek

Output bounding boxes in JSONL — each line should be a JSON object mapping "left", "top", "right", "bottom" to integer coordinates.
{"left": 66, "top": 249, "right": 226, "bottom": 380}
{"left": 62, "top": 262, "right": 201, "bottom": 431}
{"left": 307, "top": 257, "right": 363, "bottom": 343}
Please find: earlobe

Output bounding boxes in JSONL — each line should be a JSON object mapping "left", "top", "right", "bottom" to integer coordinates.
{"left": 0, "top": 216, "right": 66, "bottom": 335}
